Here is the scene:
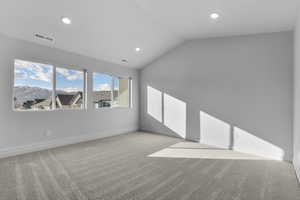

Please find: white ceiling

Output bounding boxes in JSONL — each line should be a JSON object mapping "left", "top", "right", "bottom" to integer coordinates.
{"left": 0, "top": 0, "right": 299, "bottom": 68}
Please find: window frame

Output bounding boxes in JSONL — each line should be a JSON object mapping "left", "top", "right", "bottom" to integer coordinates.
{"left": 92, "top": 72, "right": 114, "bottom": 109}
{"left": 12, "top": 59, "right": 132, "bottom": 112}
{"left": 54, "top": 66, "right": 87, "bottom": 111}
{"left": 92, "top": 72, "right": 132, "bottom": 109}
{"left": 12, "top": 59, "right": 87, "bottom": 112}
{"left": 112, "top": 76, "right": 132, "bottom": 108}
{"left": 12, "top": 59, "right": 54, "bottom": 112}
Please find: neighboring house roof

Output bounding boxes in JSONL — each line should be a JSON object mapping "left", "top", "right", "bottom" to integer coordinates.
{"left": 57, "top": 94, "right": 77, "bottom": 105}
{"left": 32, "top": 99, "right": 52, "bottom": 108}
{"left": 93, "top": 90, "right": 118, "bottom": 102}
{"left": 30, "top": 92, "right": 83, "bottom": 109}
{"left": 25, "top": 90, "right": 119, "bottom": 109}
{"left": 35, "top": 99, "right": 46, "bottom": 104}
{"left": 56, "top": 92, "right": 82, "bottom": 108}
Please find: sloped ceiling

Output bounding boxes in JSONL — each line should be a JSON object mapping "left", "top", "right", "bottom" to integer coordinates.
{"left": 0, "top": 0, "right": 299, "bottom": 68}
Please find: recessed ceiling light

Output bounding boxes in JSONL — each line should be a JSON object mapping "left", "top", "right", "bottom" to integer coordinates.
{"left": 61, "top": 17, "right": 72, "bottom": 24}
{"left": 122, "top": 59, "right": 128, "bottom": 63}
{"left": 210, "top": 13, "right": 220, "bottom": 19}
{"left": 135, "top": 47, "right": 141, "bottom": 52}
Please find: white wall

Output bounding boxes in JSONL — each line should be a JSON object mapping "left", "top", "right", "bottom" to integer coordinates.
{"left": 0, "top": 34, "right": 139, "bottom": 158}
{"left": 294, "top": 15, "right": 300, "bottom": 181}
{"left": 140, "top": 32, "right": 293, "bottom": 161}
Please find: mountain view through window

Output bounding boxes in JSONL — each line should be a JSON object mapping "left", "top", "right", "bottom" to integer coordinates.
{"left": 14, "top": 59, "right": 53, "bottom": 110}
{"left": 14, "top": 60, "right": 85, "bottom": 110}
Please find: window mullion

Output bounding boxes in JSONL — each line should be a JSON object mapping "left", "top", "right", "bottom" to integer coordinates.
{"left": 129, "top": 78, "right": 132, "bottom": 108}
{"left": 52, "top": 66, "right": 56, "bottom": 110}
{"left": 111, "top": 77, "right": 114, "bottom": 107}
{"left": 83, "top": 69, "right": 87, "bottom": 110}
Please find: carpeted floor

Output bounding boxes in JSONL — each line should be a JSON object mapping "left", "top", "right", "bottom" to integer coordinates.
{"left": 0, "top": 132, "right": 299, "bottom": 200}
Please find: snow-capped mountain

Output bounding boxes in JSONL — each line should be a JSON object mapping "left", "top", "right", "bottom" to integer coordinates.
{"left": 13, "top": 86, "right": 79, "bottom": 105}
{"left": 13, "top": 86, "right": 52, "bottom": 105}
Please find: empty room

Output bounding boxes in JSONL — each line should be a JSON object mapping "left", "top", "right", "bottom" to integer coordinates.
{"left": 1, "top": 0, "right": 300, "bottom": 199}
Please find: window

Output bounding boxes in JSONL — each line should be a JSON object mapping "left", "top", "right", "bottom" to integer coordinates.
{"left": 112, "top": 76, "right": 119, "bottom": 107}
{"left": 93, "top": 73, "right": 113, "bottom": 108}
{"left": 56, "top": 67, "right": 85, "bottom": 109}
{"left": 13, "top": 59, "right": 87, "bottom": 111}
{"left": 13, "top": 59, "right": 53, "bottom": 111}
{"left": 13, "top": 59, "right": 131, "bottom": 111}
{"left": 113, "top": 77, "right": 131, "bottom": 107}
{"left": 93, "top": 73, "right": 131, "bottom": 108}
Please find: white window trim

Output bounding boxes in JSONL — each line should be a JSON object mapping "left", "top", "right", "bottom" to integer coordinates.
{"left": 111, "top": 76, "right": 132, "bottom": 109}
{"left": 13, "top": 59, "right": 87, "bottom": 112}
{"left": 12, "top": 59, "right": 132, "bottom": 112}
{"left": 12, "top": 59, "right": 55, "bottom": 112}
{"left": 54, "top": 66, "right": 87, "bottom": 111}
{"left": 52, "top": 66, "right": 56, "bottom": 110}
{"left": 93, "top": 72, "right": 132, "bottom": 109}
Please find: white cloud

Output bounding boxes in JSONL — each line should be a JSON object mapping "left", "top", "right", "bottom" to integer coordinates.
{"left": 29, "top": 70, "right": 51, "bottom": 82}
{"left": 15, "top": 69, "right": 28, "bottom": 79}
{"left": 95, "top": 83, "right": 111, "bottom": 91}
{"left": 15, "top": 59, "right": 52, "bottom": 82}
{"left": 56, "top": 68, "right": 69, "bottom": 77}
{"left": 14, "top": 83, "right": 51, "bottom": 90}
{"left": 56, "top": 68, "right": 83, "bottom": 81}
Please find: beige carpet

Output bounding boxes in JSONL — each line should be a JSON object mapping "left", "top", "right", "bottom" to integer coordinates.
{"left": 0, "top": 132, "right": 299, "bottom": 200}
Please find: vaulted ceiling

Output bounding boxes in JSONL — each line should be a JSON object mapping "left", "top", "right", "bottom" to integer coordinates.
{"left": 0, "top": 0, "right": 299, "bottom": 68}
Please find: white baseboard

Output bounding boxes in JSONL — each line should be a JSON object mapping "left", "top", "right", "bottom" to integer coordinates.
{"left": 0, "top": 128, "right": 137, "bottom": 159}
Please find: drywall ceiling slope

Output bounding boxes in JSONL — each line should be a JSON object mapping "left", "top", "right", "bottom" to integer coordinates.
{"left": 0, "top": 0, "right": 181, "bottom": 68}
{"left": 136, "top": 0, "right": 300, "bottom": 39}
{"left": 0, "top": 0, "right": 299, "bottom": 68}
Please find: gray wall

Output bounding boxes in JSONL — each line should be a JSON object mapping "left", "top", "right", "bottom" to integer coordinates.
{"left": 140, "top": 32, "right": 293, "bottom": 161}
{"left": 294, "top": 15, "right": 300, "bottom": 181}
{"left": 0, "top": 34, "right": 139, "bottom": 157}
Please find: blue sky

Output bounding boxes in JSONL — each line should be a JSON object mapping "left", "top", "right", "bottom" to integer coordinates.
{"left": 14, "top": 60, "right": 84, "bottom": 92}
{"left": 93, "top": 73, "right": 118, "bottom": 91}
{"left": 14, "top": 60, "right": 53, "bottom": 89}
{"left": 56, "top": 67, "right": 83, "bottom": 92}
{"left": 15, "top": 60, "right": 118, "bottom": 92}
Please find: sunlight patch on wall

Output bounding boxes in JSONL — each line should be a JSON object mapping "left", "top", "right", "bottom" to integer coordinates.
{"left": 147, "top": 86, "right": 162, "bottom": 122}
{"left": 163, "top": 93, "right": 187, "bottom": 139}
{"left": 200, "top": 111, "right": 231, "bottom": 149}
{"left": 233, "top": 127, "right": 284, "bottom": 160}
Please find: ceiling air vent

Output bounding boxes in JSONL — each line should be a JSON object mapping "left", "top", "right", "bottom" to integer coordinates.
{"left": 34, "top": 33, "right": 54, "bottom": 42}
